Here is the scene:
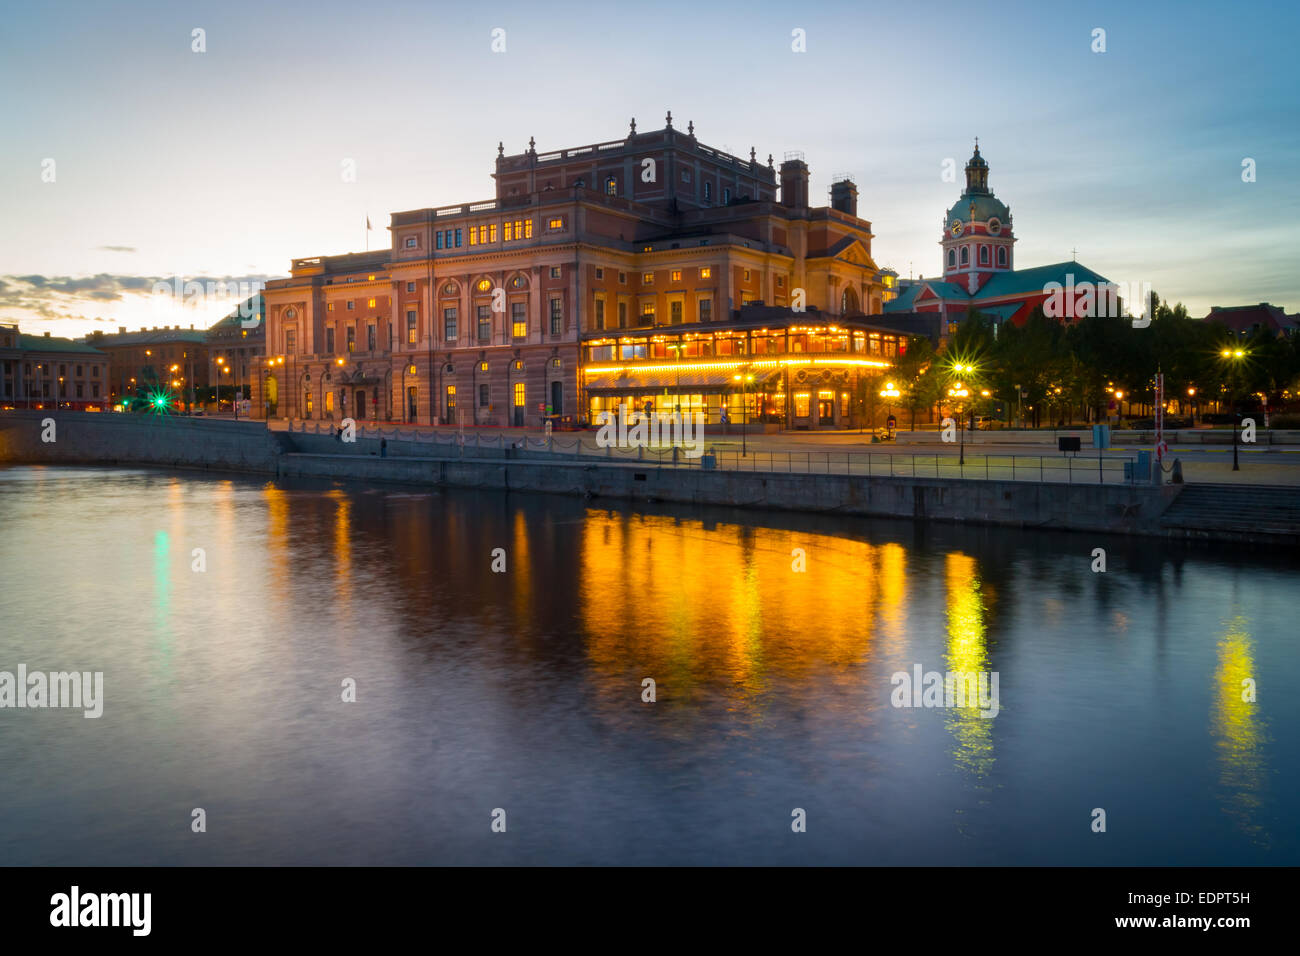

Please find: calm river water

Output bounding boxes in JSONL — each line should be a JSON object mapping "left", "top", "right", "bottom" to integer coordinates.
{"left": 1, "top": 464, "right": 1296, "bottom": 865}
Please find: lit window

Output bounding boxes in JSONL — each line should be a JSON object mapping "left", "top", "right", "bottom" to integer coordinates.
{"left": 642, "top": 272, "right": 654, "bottom": 285}
{"left": 671, "top": 269, "right": 682, "bottom": 282}
{"left": 368, "top": 298, "right": 376, "bottom": 308}
{"left": 512, "top": 302, "right": 527, "bottom": 339}
{"left": 548, "top": 217, "right": 564, "bottom": 229}
{"left": 605, "top": 177, "right": 617, "bottom": 196}
{"left": 488, "top": 224, "right": 497, "bottom": 243}
{"left": 476, "top": 279, "right": 492, "bottom": 293}
{"left": 479, "top": 361, "right": 489, "bottom": 372}
{"left": 524, "top": 220, "right": 533, "bottom": 238}
{"left": 743, "top": 270, "right": 751, "bottom": 282}
{"left": 327, "top": 303, "right": 334, "bottom": 311}
{"left": 505, "top": 221, "right": 513, "bottom": 241}
{"left": 469, "top": 228, "right": 477, "bottom": 246}
{"left": 700, "top": 267, "right": 711, "bottom": 279}
{"left": 513, "top": 382, "right": 525, "bottom": 407}
{"left": 407, "top": 310, "right": 418, "bottom": 344}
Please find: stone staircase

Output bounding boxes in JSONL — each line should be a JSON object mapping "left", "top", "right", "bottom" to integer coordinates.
{"left": 1160, "top": 483, "right": 1300, "bottom": 539}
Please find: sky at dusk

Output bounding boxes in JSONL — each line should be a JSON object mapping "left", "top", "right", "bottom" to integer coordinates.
{"left": 2, "top": 0, "right": 1297, "bottom": 338}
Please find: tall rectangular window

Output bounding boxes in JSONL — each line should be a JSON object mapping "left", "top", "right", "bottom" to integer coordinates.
{"left": 524, "top": 220, "right": 533, "bottom": 239}
{"left": 347, "top": 328, "right": 355, "bottom": 352}
{"left": 699, "top": 299, "right": 712, "bottom": 322}
{"left": 445, "top": 385, "right": 456, "bottom": 417}
{"left": 469, "top": 227, "right": 477, "bottom": 246}
{"left": 407, "top": 310, "right": 418, "bottom": 345}
{"left": 641, "top": 302, "right": 655, "bottom": 325}
{"left": 512, "top": 302, "right": 527, "bottom": 338}
{"left": 443, "top": 307, "right": 458, "bottom": 341}
{"left": 618, "top": 302, "right": 627, "bottom": 329}
{"left": 594, "top": 299, "right": 605, "bottom": 330}
{"left": 504, "top": 221, "right": 513, "bottom": 241}
{"left": 513, "top": 382, "right": 525, "bottom": 407}
{"left": 549, "top": 298, "right": 562, "bottom": 335}
{"left": 479, "top": 383, "right": 490, "bottom": 407}
{"left": 477, "top": 305, "right": 491, "bottom": 342}
{"left": 488, "top": 224, "right": 497, "bottom": 242}
{"left": 436, "top": 232, "right": 444, "bottom": 249}
{"left": 326, "top": 328, "right": 335, "bottom": 353}
{"left": 454, "top": 229, "right": 462, "bottom": 247}
{"left": 670, "top": 301, "right": 683, "bottom": 325}
{"left": 367, "top": 324, "right": 376, "bottom": 351}
{"left": 285, "top": 329, "right": 296, "bottom": 354}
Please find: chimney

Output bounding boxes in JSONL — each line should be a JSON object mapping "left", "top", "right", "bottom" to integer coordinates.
{"left": 830, "top": 178, "right": 858, "bottom": 217}
{"left": 780, "top": 156, "right": 809, "bottom": 210}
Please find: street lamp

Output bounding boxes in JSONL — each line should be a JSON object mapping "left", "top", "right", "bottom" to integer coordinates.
{"left": 880, "top": 380, "right": 901, "bottom": 435}
{"left": 1220, "top": 348, "right": 1246, "bottom": 470}
{"left": 732, "top": 370, "right": 755, "bottom": 456}
{"left": 1186, "top": 386, "right": 1196, "bottom": 427}
{"left": 947, "top": 381, "right": 970, "bottom": 465}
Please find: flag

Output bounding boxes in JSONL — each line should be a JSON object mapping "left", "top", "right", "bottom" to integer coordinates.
{"left": 365, "top": 215, "right": 372, "bottom": 230}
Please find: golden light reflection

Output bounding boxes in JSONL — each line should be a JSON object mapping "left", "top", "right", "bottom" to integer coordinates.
{"left": 328, "top": 488, "right": 353, "bottom": 620}
{"left": 1211, "top": 615, "right": 1269, "bottom": 845}
{"left": 264, "top": 484, "right": 289, "bottom": 597}
{"left": 578, "top": 512, "right": 901, "bottom": 722}
{"left": 944, "top": 553, "right": 995, "bottom": 780}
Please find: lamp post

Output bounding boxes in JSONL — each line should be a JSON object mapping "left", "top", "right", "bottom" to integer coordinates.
{"left": 1220, "top": 348, "right": 1245, "bottom": 471}
{"left": 1186, "top": 386, "right": 1196, "bottom": 427}
{"left": 947, "top": 381, "right": 970, "bottom": 466}
{"left": 732, "top": 370, "right": 755, "bottom": 456}
{"left": 880, "top": 380, "right": 900, "bottom": 436}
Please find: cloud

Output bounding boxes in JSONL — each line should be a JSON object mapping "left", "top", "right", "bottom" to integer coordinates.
{"left": 0, "top": 272, "right": 270, "bottom": 329}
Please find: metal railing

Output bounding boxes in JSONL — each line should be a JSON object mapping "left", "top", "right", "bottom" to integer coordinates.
{"left": 286, "top": 420, "right": 1141, "bottom": 485}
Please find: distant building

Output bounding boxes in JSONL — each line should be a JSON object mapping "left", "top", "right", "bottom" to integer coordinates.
{"left": 0, "top": 324, "right": 109, "bottom": 410}
{"left": 205, "top": 296, "right": 265, "bottom": 410}
{"left": 258, "top": 115, "right": 892, "bottom": 427}
{"left": 87, "top": 324, "right": 210, "bottom": 408}
{"left": 886, "top": 143, "right": 1115, "bottom": 332}
{"left": 1202, "top": 303, "right": 1297, "bottom": 339}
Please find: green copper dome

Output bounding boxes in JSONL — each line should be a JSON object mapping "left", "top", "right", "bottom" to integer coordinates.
{"left": 947, "top": 192, "right": 1010, "bottom": 228}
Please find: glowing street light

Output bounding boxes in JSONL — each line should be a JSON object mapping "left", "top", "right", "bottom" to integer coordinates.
{"left": 947, "top": 381, "right": 970, "bottom": 465}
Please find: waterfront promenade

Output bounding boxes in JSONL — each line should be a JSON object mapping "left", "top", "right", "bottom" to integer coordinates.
{"left": 3, "top": 410, "right": 1297, "bottom": 545}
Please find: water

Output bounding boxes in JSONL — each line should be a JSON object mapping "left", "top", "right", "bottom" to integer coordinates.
{"left": 1, "top": 464, "right": 1296, "bottom": 865}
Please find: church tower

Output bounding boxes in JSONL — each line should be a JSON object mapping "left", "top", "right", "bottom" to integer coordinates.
{"left": 941, "top": 141, "right": 1015, "bottom": 294}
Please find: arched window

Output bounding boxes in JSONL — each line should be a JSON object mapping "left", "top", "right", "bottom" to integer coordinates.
{"left": 509, "top": 275, "right": 528, "bottom": 290}
{"left": 441, "top": 282, "right": 457, "bottom": 296}
{"left": 979, "top": 246, "right": 989, "bottom": 265}
{"left": 960, "top": 247, "right": 969, "bottom": 266}
{"left": 948, "top": 249, "right": 956, "bottom": 268}
{"left": 997, "top": 247, "right": 1007, "bottom": 267}
{"left": 605, "top": 177, "right": 617, "bottom": 196}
